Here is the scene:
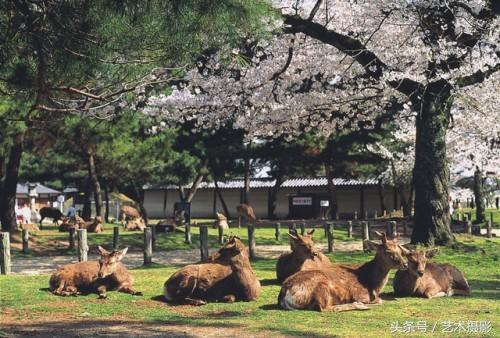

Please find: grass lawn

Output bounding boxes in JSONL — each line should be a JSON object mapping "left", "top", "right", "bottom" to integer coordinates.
{"left": 1, "top": 235, "right": 498, "bottom": 337}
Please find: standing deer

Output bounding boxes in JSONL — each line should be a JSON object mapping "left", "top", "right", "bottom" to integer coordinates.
{"left": 164, "top": 236, "right": 260, "bottom": 305}
{"left": 278, "top": 231, "right": 409, "bottom": 311}
{"left": 49, "top": 246, "right": 141, "bottom": 299}
{"left": 236, "top": 203, "right": 256, "bottom": 225}
{"left": 276, "top": 229, "right": 332, "bottom": 283}
{"left": 393, "top": 249, "right": 471, "bottom": 298}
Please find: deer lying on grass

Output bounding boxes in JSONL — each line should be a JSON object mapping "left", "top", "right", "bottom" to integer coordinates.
{"left": 393, "top": 249, "right": 471, "bottom": 298}
{"left": 278, "top": 231, "right": 409, "bottom": 311}
{"left": 164, "top": 236, "right": 260, "bottom": 305}
{"left": 83, "top": 216, "right": 104, "bottom": 233}
{"left": 49, "top": 246, "right": 141, "bottom": 299}
{"left": 124, "top": 217, "right": 146, "bottom": 231}
{"left": 276, "top": 229, "right": 332, "bottom": 283}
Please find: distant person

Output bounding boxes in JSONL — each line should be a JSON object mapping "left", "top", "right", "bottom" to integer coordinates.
{"left": 67, "top": 205, "right": 77, "bottom": 218}
{"left": 21, "top": 205, "right": 31, "bottom": 224}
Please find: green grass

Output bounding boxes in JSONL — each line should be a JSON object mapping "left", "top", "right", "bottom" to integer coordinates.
{"left": 1, "top": 236, "right": 498, "bottom": 337}
{"left": 453, "top": 208, "right": 500, "bottom": 226}
{"left": 11, "top": 221, "right": 354, "bottom": 258}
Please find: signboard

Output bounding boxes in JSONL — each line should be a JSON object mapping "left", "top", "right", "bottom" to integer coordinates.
{"left": 320, "top": 200, "right": 329, "bottom": 207}
{"left": 292, "top": 197, "right": 313, "bottom": 206}
{"left": 174, "top": 202, "right": 191, "bottom": 223}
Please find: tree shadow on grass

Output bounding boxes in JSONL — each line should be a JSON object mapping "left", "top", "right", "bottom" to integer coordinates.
{"left": 468, "top": 279, "right": 500, "bottom": 301}
{"left": 259, "top": 278, "right": 279, "bottom": 286}
{"left": 259, "top": 303, "right": 281, "bottom": 311}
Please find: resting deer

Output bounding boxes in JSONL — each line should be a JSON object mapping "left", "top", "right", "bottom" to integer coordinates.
{"left": 49, "top": 246, "right": 141, "bottom": 299}
{"left": 164, "top": 236, "right": 260, "bottom": 305}
{"left": 393, "top": 249, "right": 471, "bottom": 298}
{"left": 278, "top": 231, "right": 408, "bottom": 311}
{"left": 276, "top": 229, "right": 332, "bottom": 283}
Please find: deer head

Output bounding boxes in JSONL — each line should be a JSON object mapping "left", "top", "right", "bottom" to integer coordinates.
{"left": 97, "top": 246, "right": 128, "bottom": 278}
{"left": 364, "top": 231, "right": 409, "bottom": 270}
{"left": 213, "top": 236, "right": 248, "bottom": 263}
{"left": 289, "top": 229, "right": 319, "bottom": 260}
{"left": 405, "top": 248, "right": 438, "bottom": 277}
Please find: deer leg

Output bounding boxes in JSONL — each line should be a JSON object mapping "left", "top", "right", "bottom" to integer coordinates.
{"left": 183, "top": 297, "right": 207, "bottom": 306}
{"left": 331, "top": 302, "right": 370, "bottom": 312}
{"left": 118, "top": 284, "right": 142, "bottom": 296}
{"left": 221, "top": 294, "right": 236, "bottom": 303}
{"left": 369, "top": 297, "right": 383, "bottom": 305}
{"left": 97, "top": 285, "right": 108, "bottom": 299}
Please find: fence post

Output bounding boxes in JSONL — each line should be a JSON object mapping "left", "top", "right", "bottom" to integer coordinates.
{"left": 300, "top": 222, "right": 306, "bottom": 235}
{"left": 0, "top": 232, "right": 11, "bottom": 275}
{"left": 354, "top": 211, "right": 358, "bottom": 221}
{"left": 68, "top": 227, "right": 75, "bottom": 251}
{"left": 491, "top": 212, "right": 494, "bottom": 225}
{"left": 327, "top": 222, "right": 334, "bottom": 253}
{"left": 199, "top": 225, "right": 209, "bottom": 261}
{"left": 275, "top": 222, "right": 281, "bottom": 241}
{"left": 364, "top": 210, "right": 368, "bottom": 220}
{"left": 218, "top": 225, "right": 225, "bottom": 245}
{"left": 143, "top": 227, "right": 152, "bottom": 265}
{"left": 486, "top": 220, "right": 492, "bottom": 238}
{"left": 248, "top": 222, "right": 256, "bottom": 260}
{"left": 387, "top": 221, "right": 397, "bottom": 238}
{"left": 185, "top": 222, "right": 192, "bottom": 244}
{"left": 347, "top": 220, "right": 353, "bottom": 238}
{"left": 150, "top": 224, "right": 157, "bottom": 251}
{"left": 362, "top": 221, "right": 369, "bottom": 241}
{"left": 77, "top": 229, "right": 88, "bottom": 262}
{"left": 466, "top": 221, "right": 472, "bottom": 235}
{"left": 403, "top": 220, "right": 408, "bottom": 236}
{"left": 374, "top": 210, "right": 378, "bottom": 219}
{"left": 113, "top": 226, "right": 119, "bottom": 251}
{"left": 335, "top": 212, "right": 339, "bottom": 221}
{"left": 22, "top": 229, "right": 29, "bottom": 254}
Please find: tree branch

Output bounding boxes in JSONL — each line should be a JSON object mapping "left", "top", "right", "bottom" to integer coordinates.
{"left": 455, "top": 63, "right": 500, "bottom": 88}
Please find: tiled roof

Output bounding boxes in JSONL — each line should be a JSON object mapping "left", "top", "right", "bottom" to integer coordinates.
{"left": 16, "top": 183, "right": 61, "bottom": 195}
{"left": 146, "top": 177, "right": 378, "bottom": 190}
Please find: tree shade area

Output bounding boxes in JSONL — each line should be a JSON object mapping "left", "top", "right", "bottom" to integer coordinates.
{"left": 0, "top": 1, "right": 499, "bottom": 336}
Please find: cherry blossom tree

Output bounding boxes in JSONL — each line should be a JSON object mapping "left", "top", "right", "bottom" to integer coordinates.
{"left": 146, "top": 0, "right": 499, "bottom": 245}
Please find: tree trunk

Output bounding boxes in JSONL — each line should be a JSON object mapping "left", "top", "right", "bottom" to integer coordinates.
{"left": 324, "top": 164, "right": 337, "bottom": 219}
{"left": 103, "top": 179, "right": 110, "bottom": 223}
{"left": 474, "top": 166, "right": 485, "bottom": 223}
{"left": 213, "top": 178, "right": 230, "bottom": 218}
{"left": 132, "top": 180, "right": 148, "bottom": 225}
{"left": 411, "top": 80, "right": 454, "bottom": 246}
{"left": 0, "top": 133, "right": 24, "bottom": 233}
{"left": 377, "top": 178, "right": 387, "bottom": 214}
{"left": 184, "top": 173, "right": 204, "bottom": 203}
{"left": 268, "top": 176, "right": 283, "bottom": 219}
{"left": 82, "top": 181, "right": 92, "bottom": 221}
{"left": 242, "top": 157, "right": 250, "bottom": 204}
{"left": 87, "top": 152, "right": 103, "bottom": 218}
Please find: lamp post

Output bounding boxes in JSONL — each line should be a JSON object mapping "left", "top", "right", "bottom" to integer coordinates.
{"left": 27, "top": 183, "right": 38, "bottom": 212}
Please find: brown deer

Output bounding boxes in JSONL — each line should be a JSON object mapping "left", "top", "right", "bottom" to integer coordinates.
{"left": 119, "top": 205, "right": 141, "bottom": 222}
{"left": 124, "top": 217, "right": 146, "bottom": 231}
{"left": 237, "top": 203, "right": 256, "bottom": 223}
{"left": 393, "top": 249, "right": 471, "bottom": 298}
{"left": 278, "top": 231, "right": 409, "bottom": 311}
{"left": 49, "top": 246, "right": 141, "bottom": 299}
{"left": 276, "top": 229, "right": 332, "bottom": 283}
{"left": 83, "top": 216, "right": 104, "bottom": 233}
{"left": 164, "top": 236, "right": 260, "bottom": 305}
{"left": 214, "top": 212, "right": 229, "bottom": 229}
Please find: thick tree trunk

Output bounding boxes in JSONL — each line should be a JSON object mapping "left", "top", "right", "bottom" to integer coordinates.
{"left": 474, "top": 166, "right": 485, "bottom": 223}
{"left": 411, "top": 80, "right": 454, "bottom": 246}
{"left": 87, "top": 152, "right": 103, "bottom": 218}
{"left": 82, "top": 181, "right": 92, "bottom": 221}
{"left": 324, "top": 164, "right": 337, "bottom": 219}
{"left": 132, "top": 181, "right": 148, "bottom": 225}
{"left": 0, "top": 133, "right": 24, "bottom": 232}
{"left": 268, "top": 176, "right": 283, "bottom": 219}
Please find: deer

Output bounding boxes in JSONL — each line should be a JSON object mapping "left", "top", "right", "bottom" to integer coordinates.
{"left": 276, "top": 229, "right": 332, "bottom": 283}
{"left": 164, "top": 236, "right": 260, "bottom": 305}
{"left": 278, "top": 231, "right": 409, "bottom": 312}
{"left": 49, "top": 246, "right": 141, "bottom": 299}
{"left": 393, "top": 248, "right": 471, "bottom": 298}
{"left": 124, "top": 217, "right": 146, "bottom": 231}
{"left": 83, "top": 216, "right": 104, "bottom": 233}
{"left": 236, "top": 203, "right": 256, "bottom": 225}
{"left": 214, "top": 212, "right": 229, "bottom": 229}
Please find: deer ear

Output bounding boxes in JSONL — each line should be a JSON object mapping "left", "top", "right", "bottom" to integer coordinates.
{"left": 97, "top": 246, "right": 110, "bottom": 256}
{"left": 426, "top": 248, "right": 438, "bottom": 258}
{"left": 288, "top": 233, "right": 299, "bottom": 241}
{"left": 363, "top": 240, "right": 380, "bottom": 252}
{"left": 399, "top": 245, "right": 410, "bottom": 256}
{"left": 115, "top": 247, "right": 128, "bottom": 261}
{"left": 307, "top": 229, "right": 315, "bottom": 236}
{"left": 374, "top": 231, "right": 387, "bottom": 244}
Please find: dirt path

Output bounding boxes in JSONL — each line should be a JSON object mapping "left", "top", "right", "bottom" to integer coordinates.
{"left": 10, "top": 241, "right": 374, "bottom": 275}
